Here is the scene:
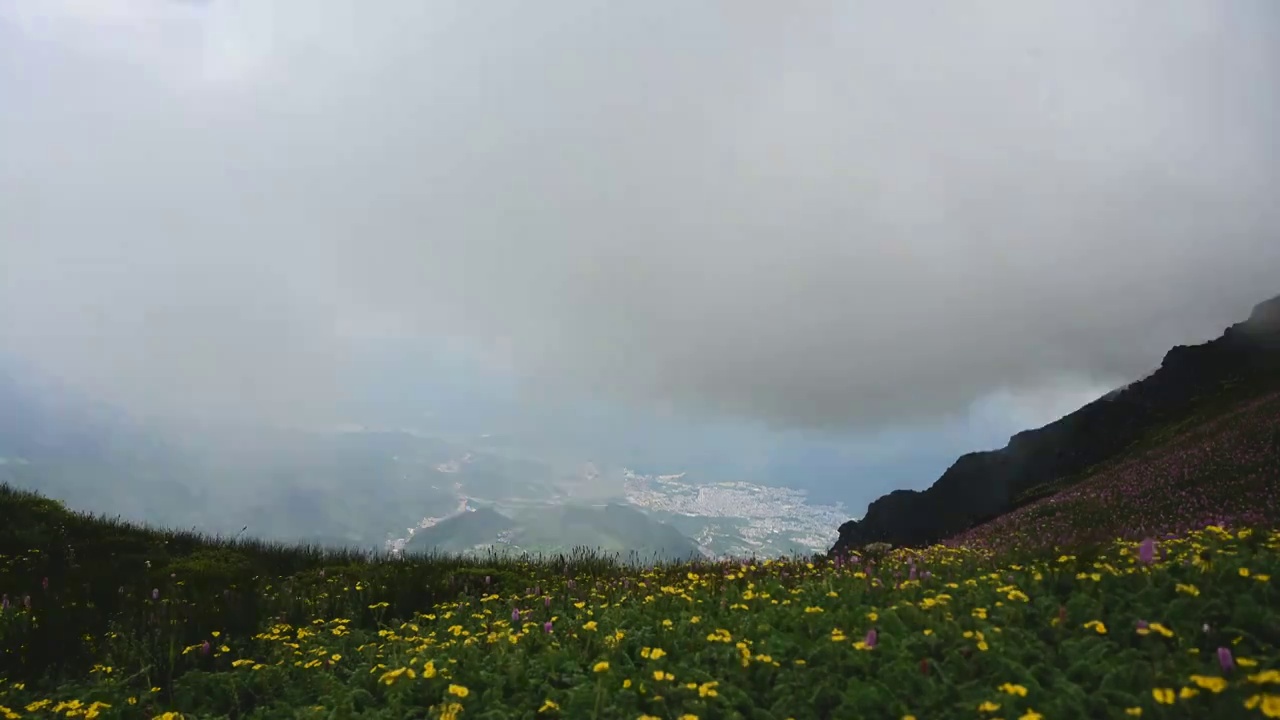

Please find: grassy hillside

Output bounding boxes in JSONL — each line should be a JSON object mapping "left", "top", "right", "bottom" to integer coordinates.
{"left": 951, "top": 390, "right": 1280, "bottom": 554}
{"left": 2, "top": 466, "right": 1279, "bottom": 719}
{"left": 1003, "top": 377, "right": 1280, "bottom": 515}
{"left": 834, "top": 297, "right": 1280, "bottom": 553}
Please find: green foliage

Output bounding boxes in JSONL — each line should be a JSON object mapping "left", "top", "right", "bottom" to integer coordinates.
{"left": 1, "top": 478, "right": 1278, "bottom": 719}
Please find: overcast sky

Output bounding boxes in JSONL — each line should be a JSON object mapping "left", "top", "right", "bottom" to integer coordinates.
{"left": 2, "top": 0, "right": 1279, "bottom": 433}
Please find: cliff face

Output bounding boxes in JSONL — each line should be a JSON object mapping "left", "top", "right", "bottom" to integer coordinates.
{"left": 830, "top": 293, "right": 1280, "bottom": 554}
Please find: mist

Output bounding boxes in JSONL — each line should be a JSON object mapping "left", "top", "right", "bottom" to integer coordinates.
{"left": 2, "top": 0, "right": 1278, "bottom": 432}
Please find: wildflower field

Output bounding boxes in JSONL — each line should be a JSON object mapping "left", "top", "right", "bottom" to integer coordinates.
{"left": 2, "top": 392, "right": 1279, "bottom": 719}
{"left": 1, "top": 479, "right": 1278, "bottom": 720}
{"left": 951, "top": 391, "right": 1280, "bottom": 555}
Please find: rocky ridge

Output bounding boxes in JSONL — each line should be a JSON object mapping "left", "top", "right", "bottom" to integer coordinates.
{"left": 830, "top": 293, "right": 1280, "bottom": 554}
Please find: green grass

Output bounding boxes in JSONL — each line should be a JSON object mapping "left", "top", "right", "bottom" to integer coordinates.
{"left": 2, "top": 481, "right": 1279, "bottom": 719}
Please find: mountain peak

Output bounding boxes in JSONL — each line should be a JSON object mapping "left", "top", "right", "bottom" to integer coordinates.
{"left": 1245, "top": 294, "right": 1280, "bottom": 333}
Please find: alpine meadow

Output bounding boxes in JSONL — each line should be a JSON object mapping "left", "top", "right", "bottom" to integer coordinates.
{"left": 3, "top": 2, "right": 1280, "bottom": 719}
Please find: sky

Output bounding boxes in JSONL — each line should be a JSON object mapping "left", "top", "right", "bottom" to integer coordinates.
{"left": 2, "top": 1, "right": 1279, "bottom": 507}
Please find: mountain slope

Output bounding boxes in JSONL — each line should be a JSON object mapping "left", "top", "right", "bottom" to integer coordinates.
{"left": 405, "top": 502, "right": 704, "bottom": 563}
{"left": 0, "top": 364, "right": 702, "bottom": 560}
{"left": 947, "top": 388, "right": 1280, "bottom": 554}
{"left": 405, "top": 507, "right": 517, "bottom": 553}
{"left": 831, "top": 293, "right": 1280, "bottom": 553}
{"left": 0, "top": 362, "right": 167, "bottom": 463}
{"left": 531, "top": 504, "right": 704, "bottom": 562}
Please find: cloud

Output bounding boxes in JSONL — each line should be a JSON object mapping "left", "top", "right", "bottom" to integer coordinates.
{"left": 2, "top": 0, "right": 1278, "bottom": 429}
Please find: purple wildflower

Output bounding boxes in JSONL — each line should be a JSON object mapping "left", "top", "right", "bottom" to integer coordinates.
{"left": 864, "top": 629, "right": 878, "bottom": 648}
{"left": 544, "top": 621, "right": 553, "bottom": 633}
{"left": 1138, "top": 538, "right": 1155, "bottom": 564}
{"left": 1218, "top": 647, "right": 1234, "bottom": 674}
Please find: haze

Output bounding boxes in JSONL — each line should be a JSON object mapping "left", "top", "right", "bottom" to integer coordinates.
{"left": 2, "top": 0, "right": 1278, "bottom": 435}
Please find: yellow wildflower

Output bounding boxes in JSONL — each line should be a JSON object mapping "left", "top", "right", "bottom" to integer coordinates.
{"left": 1190, "top": 675, "right": 1228, "bottom": 693}
{"left": 1242, "top": 694, "right": 1280, "bottom": 717}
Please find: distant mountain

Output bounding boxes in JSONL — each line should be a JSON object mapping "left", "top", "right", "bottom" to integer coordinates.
{"left": 0, "top": 363, "right": 158, "bottom": 462}
{"left": 406, "top": 507, "right": 517, "bottom": 553}
{"left": 0, "top": 362, "right": 705, "bottom": 561}
{"left": 831, "top": 293, "right": 1280, "bottom": 553}
{"left": 406, "top": 502, "right": 703, "bottom": 563}
{"left": 0, "top": 364, "right": 215, "bottom": 529}
{"left": 538, "top": 504, "right": 703, "bottom": 562}
{"left": 0, "top": 365, "right": 466, "bottom": 548}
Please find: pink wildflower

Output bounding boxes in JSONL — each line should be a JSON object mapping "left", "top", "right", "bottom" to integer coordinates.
{"left": 1138, "top": 538, "right": 1155, "bottom": 564}
{"left": 1218, "top": 647, "right": 1234, "bottom": 674}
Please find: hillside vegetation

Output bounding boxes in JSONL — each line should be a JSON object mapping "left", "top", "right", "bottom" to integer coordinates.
{"left": 2, "top": 297, "right": 1278, "bottom": 718}
{"left": 950, "top": 390, "right": 1280, "bottom": 555}
{"left": 833, "top": 294, "right": 1280, "bottom": 553}
{"left": 2, "top": 465, "right": 1278, "bottom": 719}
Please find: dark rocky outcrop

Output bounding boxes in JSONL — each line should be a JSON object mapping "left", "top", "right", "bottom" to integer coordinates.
{"left": 830, "top": 293, "right": 1280, "bottom": 554}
